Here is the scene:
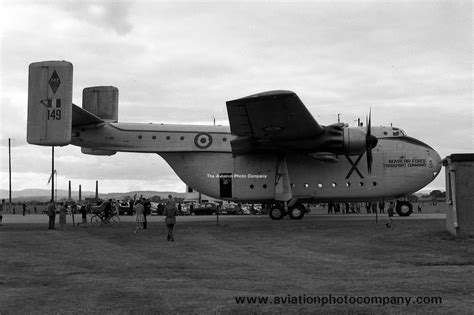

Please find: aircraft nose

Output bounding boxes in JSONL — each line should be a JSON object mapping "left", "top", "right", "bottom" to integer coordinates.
{"left": 428, "top": 149, "right": 442, "bottom": 179}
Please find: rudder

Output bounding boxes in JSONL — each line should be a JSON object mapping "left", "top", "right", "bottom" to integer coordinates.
{"left": 27, "top": 61, "right": 73, "bottom": 146}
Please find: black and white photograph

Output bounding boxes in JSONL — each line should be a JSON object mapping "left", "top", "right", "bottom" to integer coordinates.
{"left": 1, "top": 0, "right": 472, "bottom": 313}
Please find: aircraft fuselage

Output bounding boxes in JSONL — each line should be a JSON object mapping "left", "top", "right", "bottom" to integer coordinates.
{"left": 72, "top": 122, "right": 442, "bottom": 203}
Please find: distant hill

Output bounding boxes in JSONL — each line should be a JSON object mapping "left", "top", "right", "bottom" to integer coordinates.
{"left": 0, "top": 189, "right": 186, "bottom": 202}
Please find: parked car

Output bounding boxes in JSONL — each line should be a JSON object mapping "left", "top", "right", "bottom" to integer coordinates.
{"left": 117, "top": 201, "right": 134, "bottom": 215}
{"left": 222, "top": 203, "right": 241, "bottom": 215}
{"left": 191, "top": 202, "right": 219, "bottom": 215}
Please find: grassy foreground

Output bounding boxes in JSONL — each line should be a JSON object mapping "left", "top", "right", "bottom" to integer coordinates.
{"left": 0, "top": 216, "right": 472, "bottom": 314}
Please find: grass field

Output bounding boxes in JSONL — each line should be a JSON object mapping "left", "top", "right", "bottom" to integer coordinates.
{"left": 0, "top": 214, "right": 472, "bottom": 314}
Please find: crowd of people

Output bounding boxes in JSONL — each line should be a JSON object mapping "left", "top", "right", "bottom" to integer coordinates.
{"left": 39, "top": 194, "right": 178, "bottom": 241}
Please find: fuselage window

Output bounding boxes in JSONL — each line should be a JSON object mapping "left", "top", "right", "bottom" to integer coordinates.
{"left": 180, "top": 136, "right": 184, "bottom": 140}
{"left": 345, "top": 182, "right": 351, "bottom": 187}
{"left": 304, "top": 183, "right": 309, "bottom": 188}
{"left": 152, "top": 135, "right": 156, "bottom": 140}
{"left": 290, "top": 183, "right": 295, "bottom": 187}
{"left": 359, "top": 182, "right": 364, "bottom": 186}
{"left": 331, "top": 182, "right": 337, "bottom": 188}
{"left": 250, "top": 184, "right": 254, "bottom": 189}
{"left": 263, "top": 184, "right": 267, "bottom": 189}
{"left": 372, "top": 182, "right": 377, "bottom": 186}
{"left": 223, "top": 137, "right": 227, "bottom": 142}
{"left": 166, "top": 136, "right": 171, "bottom": 140}
{"left": 138, "top": 135, "right": 142, "bottom": 139}
{"left": 318, "top": 183, "right": 323, "bottom": 188}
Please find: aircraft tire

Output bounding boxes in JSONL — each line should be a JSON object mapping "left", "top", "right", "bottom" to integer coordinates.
{"left": 289, "top": 205, "right": 306, "bottom": 220}
{"left": 269, "top": 207, "right": 285, "bottom": 220}
{"left": 396, "top": 201, "right": 413, "bottom": 217}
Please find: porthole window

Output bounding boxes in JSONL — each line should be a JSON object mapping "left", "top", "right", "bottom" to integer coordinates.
{"left": 263, "top": 184, "right": 267, "bottom": 189}
{"left": 331, "top": 182, "right": 337, "bottom": 187}
{"left": 180, "top": 136, "right": 184, "bottom": 140}
{"left": 372, "top": 182, "right": 377, "bottom": 186}
{"left": 291, "top": 183, "right": 295, "bottom": 188}
{"left": 166, "top": 136, "right": 171, "bottom": 140}
{"left": 359, "top": 182, "right": 364, "bottom": 186}
{"left": 250, "top": 184, "right": 254, "bottom": 189}
{"left": 223, "top": 137, "right": 227, "bottom": 142}
{"left": 138, "top": 135, "right": 142, "bottom": 139}
{"left": 304, "top": 183, "right": 309, "bottom": 188}
{"left": 346, "top": 182, "right": 351, "bottom": 187}
{"left": 152, "top": 135, "right": 156, "bottom": 140}
{"left": 383, "top": 131, "right": 388, "bottom": 136}
{"left": 318, "top": 183, "right": 323, "bottom": 188}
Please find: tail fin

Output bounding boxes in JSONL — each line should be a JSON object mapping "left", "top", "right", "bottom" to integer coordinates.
{"left": 27, "top": 61, "right": 73, "bottom": 146}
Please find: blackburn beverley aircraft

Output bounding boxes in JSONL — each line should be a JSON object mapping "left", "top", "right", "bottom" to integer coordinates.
{"left": 27, "top": 61, "right": 442, "bottom": 220}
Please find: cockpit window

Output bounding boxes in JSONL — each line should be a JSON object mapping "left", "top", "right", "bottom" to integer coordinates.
{"left": 392, "top": 127, "right": 406, "bottom": 136}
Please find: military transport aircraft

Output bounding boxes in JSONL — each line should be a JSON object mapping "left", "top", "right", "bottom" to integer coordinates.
{"left": 27, "top": 61, "right": 442, "bottom": 220}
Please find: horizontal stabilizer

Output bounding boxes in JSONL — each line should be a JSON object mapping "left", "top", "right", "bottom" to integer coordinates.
{"left": 72, "top": 104, "right": 104, "bottom": 127}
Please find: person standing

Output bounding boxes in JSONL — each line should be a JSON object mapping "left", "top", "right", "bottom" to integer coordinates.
{"left": 143, "top": 198, "right": 151, "bottom": 229}
{"left": 379, "top": 201, "right": 385, "bottom": 214}
{"left": 59, "top": 202, "right": 67, "bottom": 230}
{"left": 134, "top": 200, "right": 145, "bottom": 233}
{"left": 0, "top": 199, "right": 4, "bottom": 226}
{"left": 386, "top": 201, "right": 395, "bottom": 228}
{"left": 46, "top": 200, "right": 56, "bottom": 230}
{"left": 80, "top": 204, "right": 87, "bottom": 227}
{"left": 163, "top": 195, "right": 177, "bottom": 242}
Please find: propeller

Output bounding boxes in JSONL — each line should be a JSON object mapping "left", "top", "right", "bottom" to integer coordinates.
{"left": 365, "top": 109, "right": 378, "bottom": 175}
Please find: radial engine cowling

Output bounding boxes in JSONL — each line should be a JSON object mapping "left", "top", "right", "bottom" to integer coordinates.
{"left": 82, "top": 86, "right": 118, "bottom": 122}
{"left": 343, "top": 127, "right": 366, "bottom": 155}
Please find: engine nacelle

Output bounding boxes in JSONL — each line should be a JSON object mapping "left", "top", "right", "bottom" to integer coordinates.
{"left": 82, "top": 86, "right": 118, "bottom": 122}
{"left": 343, "top": 127, "right": 366, "bottom": 155}
{"left": 81, "top": 148, "right": 116, "bottom": 156}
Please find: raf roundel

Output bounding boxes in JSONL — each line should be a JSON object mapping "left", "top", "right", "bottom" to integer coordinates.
{"left": 194, "top": 132, "right": 213, "bottom": 149}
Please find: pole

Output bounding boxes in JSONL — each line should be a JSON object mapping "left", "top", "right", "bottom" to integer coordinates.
{"left": 95, "top": 181, "right": 99, "bottom": 201}
{"left": 68, "top": 180, "right": 71, "bottom": 201}
{"left": 8, "top": 138, "right": 12, "bottom": 213}
{"left": 79, "top": 185, "right": 82, "bottom": 202}
{"left": 51, "top": 146, "right": 54, "bottom": 202}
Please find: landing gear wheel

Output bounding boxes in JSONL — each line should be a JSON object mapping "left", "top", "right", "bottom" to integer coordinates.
{"left": 396, "top": 201, "right": 413, "bottom": 217}
{"left": 289, "top": 205, "right": 306, "bottom": 220}
{"left": 269, "top": 206, "right": 285, "bottom": 220}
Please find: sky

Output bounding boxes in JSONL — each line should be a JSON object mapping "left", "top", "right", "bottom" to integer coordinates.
{"left": 1, "top": 0, "right": 472, "bottom": 195}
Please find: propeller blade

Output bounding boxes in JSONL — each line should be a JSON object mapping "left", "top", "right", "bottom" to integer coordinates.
{"left": 365, "top": 109, "right": 377, "bottom": 175}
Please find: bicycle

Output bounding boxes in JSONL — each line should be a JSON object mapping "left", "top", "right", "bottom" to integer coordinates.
{"left": 90, "top": 211, "right": 120, "bottom": 227}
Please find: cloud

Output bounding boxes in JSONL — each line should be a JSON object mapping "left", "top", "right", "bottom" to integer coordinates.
{"left": 57, "top": 1, "right": 134, "bottom": 35}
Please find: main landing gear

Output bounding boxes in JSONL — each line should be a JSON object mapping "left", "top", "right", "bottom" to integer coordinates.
{"left": 395, "top": 200, "right": 413, "bottom": 217}
{"left": 267, "top": 202, "right": 307, "bottom": 220}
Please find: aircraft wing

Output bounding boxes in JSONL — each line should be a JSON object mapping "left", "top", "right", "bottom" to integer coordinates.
{"left": 226, "top": 90, "right": 323, "bottom": 138}
{"left": 72, "top": 104, "right": 104, "bottom": 127}
{"left": 226, "top": 91, "right": 325, "bottom": 154}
